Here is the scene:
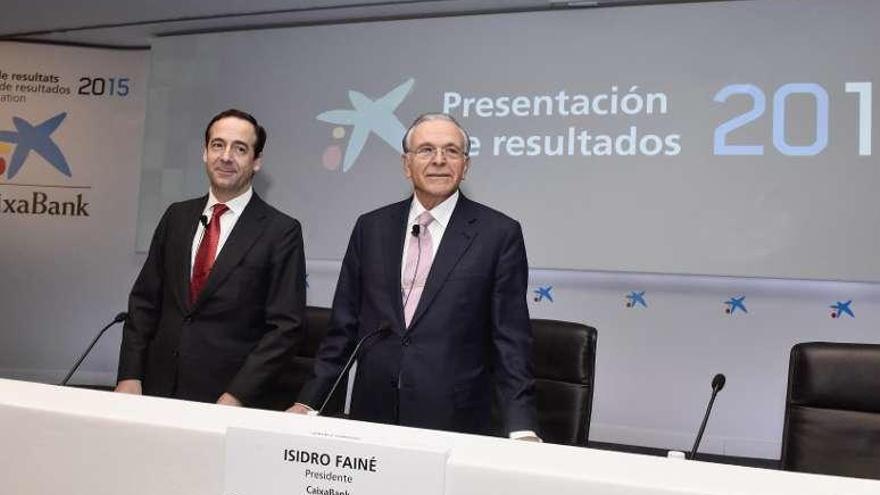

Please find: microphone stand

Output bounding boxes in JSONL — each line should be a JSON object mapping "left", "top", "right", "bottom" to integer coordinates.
{"left": 59, "top": 312, "right": 127, "bottom": 386}
{"left": 689, "top": 373, "right": 726, "bottom": 460}
{"left": 317, "top": 322, "right": 391, "bottom": 415}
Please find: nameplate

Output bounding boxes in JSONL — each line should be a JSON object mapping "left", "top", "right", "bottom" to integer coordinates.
{"left": 224, "top": 427, "right": 449, "bottom": 495}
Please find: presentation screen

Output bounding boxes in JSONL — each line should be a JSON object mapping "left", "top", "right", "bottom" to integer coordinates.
{"left": 138, "top": 0, "right": 879, "bottom": 282}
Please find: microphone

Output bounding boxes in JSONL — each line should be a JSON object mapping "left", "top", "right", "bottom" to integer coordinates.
{"left": 60, "top": 312, "right": 128, "bottom": 386}
{"left": 712, "top": 373, "right": 726, "bottom": 392}
{"left": 199, "top": 215, "right": 209, "bottom": 228}
{"left": 317, "top": 321, "right": 392, "bottom": 416}
{"left": 689, "top": 373, "right": 726, "bottom": 460}
{"left": 411, "top": 224, "right": 420, "bottom": 236}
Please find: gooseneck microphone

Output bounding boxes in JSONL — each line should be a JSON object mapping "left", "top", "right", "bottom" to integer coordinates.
{"left": 317, "top": 321, "right": 392, "bottom": 416}
{"left": 689, "top": 373, "right": 726, "bottom": 460}
{"left": 60, "top": 312, "right": 128, "bottom": 386}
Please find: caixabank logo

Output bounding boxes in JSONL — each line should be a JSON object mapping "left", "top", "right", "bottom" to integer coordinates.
{"left": 0, "top": 112, "right": 90, "bottom": 217}
{"left": 316, "top": 79, "right": 414, "bottom": 172}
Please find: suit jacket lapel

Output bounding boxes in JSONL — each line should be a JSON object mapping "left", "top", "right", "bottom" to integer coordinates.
{"left": 192, "top": 194, "right": 269, "bottom": 310}
{"left": 382, "top": 199, "right": 410, "bottom": 334}
{"left": 408, "top": 195, "right": 478, "bottom": 330}
{"left": 176, "top": 196, "right": 208, "bottom": 312}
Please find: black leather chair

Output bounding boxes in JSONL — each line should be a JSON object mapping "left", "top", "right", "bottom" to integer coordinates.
{"left": 290, "top": 309, "right": 599, "bottom": 444}
{"left": 780, "top": 342, "right": 880, "bottom": 479}
{"left": 531, "top": 319, "right": 598, "bottom": 446}
{"left": 260, "top": 306, "right": 341, "bottom": 412}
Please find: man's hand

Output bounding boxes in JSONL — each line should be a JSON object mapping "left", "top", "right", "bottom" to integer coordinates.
{"left": 114, "top": 379, "right": 143, "bottom": 395}
{"left": 217, "top": 392, "right": 243, "bottom": 407}
{"left": 509, "top": 430, "right": 543, "bottom": 443}
{"left": 286, "top": 402, "right": 313, "bottom": 414}
{"left": 514, "top": 435, "right": 542, "bottom": 443}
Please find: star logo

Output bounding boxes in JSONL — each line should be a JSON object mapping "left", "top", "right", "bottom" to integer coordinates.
{"left": 625, "top": 290, "right": 647, "bottom": 308}
{"left": 316, "top": 78, "right": 414, "bottom": 172}
{"left": 724, "top": 296, "right": 748, "bottom": 315}
{"left": 533, "top": 285, "right": 553, "bottom": 303}
{"left": 0, "top": 113, "right": 71, "bottom": 179}
{"left": 830, "top": 300, "right": 854, "bottom": 319}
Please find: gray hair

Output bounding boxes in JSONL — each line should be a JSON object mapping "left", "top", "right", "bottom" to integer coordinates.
{"left": 401, "top": 113, "right": 471, "bottom": 154}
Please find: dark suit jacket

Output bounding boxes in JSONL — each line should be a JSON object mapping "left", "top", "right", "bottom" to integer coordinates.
{"left": 117, "top": 193, "right": 306, "bottom": 408}
{"left": 298, "top": 194, "right": 537, "bottom": 435}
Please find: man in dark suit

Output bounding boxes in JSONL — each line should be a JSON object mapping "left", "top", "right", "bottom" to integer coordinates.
{"left": 292, "top": 113, "right": 538, "bottom": 439}
{"left": 115, "top": 109, "right": 306, "bottom": 409}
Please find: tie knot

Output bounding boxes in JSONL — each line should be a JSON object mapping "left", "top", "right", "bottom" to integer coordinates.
{"left": 417, "top": 211, "right": 434, "bottom": 228}
{"left": 212, "top": 203, "right": 229, "bottom": 219}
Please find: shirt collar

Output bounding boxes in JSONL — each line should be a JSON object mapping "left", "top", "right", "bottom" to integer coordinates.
{"left": 408, "top": 190, "right": 459, "bottom": 229}
{"left": 205, "top": 187, "right": 253, "bottom": 217}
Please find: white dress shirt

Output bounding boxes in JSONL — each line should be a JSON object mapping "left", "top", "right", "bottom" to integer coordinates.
{"left": 400, "top": 190, "right": 459, "bottom": 282}
{"left": 190, "top": 187, "right": 253, "bottom": 274}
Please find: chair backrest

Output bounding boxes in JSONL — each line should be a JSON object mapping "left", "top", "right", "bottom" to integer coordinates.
{"left": 781, "top": 342, "right": 880, "bottom": 479}
{"left": 292, "top": 310, "right": 599, "bottom": 441}
{"left": 531, "top": 319, "right": 598, "bottom": 446}
{"left": 260, "top": 306, "right": 336, "bottom": 412}
{"left": 300, "top": 306, "right": 333, "bottom": 363}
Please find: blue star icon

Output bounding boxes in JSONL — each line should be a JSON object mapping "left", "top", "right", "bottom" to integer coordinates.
{"left": 0, "top": 113, "right": 71, "bottom": 179}
{"left": 317, "top": 78, "right": 414, "bottom": 172}
{"left": 533, "top": 286, "right": 553, "bottom": 303}
{"left": 830, "top": 300, "right": 854, "bottom": 319}
{"left": 724, "top": 296, "right": 748, "bottom": 315}
{"left": 625, "top": 290, "right": 647, "bottom": 308}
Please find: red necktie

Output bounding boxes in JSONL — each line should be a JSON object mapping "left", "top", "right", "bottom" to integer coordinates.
{"left": 190, "top": 203, "right": 229, "bottom": 304}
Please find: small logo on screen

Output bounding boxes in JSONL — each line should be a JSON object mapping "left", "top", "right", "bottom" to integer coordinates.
{"left": 723, "top": 296, "right": 747, "bottom": 315}
{"left": 316, "top": 79, "right": 414, "bottom": 173}
{"left": 829, "top": 300, "right": 854, "bottom": 319}
{"left": 533, "top": 285, "right": 553, "bottom": 303}
{"left": 625, "top": 290, "right": 647, "bottom": 308}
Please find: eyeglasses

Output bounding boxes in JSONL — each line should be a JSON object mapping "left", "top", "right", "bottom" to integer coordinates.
{"left": 409, "top": 145, "right": 467, "bottom": 161}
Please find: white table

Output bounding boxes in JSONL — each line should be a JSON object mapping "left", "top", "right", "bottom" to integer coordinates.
{"left": 1, "top": 378, "right": 876, "bottom": 495}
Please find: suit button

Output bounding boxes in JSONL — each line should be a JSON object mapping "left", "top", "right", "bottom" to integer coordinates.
{"left": 172, "top": 350, "right": 180, "bottom": 358}
{"left": 183, "top": 316, "right": 193, "bottom": 324}
{"left": 401, "top": 336, "right": 410, "bottom": 347}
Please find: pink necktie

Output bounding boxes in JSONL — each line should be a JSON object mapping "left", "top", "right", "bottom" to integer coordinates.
{"left": 190, "top": 203, "right": 228, "bottom": 304}
{"left": 402, "top": 211, "right": 435, "bottom": 327}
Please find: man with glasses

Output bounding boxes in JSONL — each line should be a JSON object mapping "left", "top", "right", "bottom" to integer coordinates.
{"left": 292, "top": 113, "right": 538, "bottom": 440}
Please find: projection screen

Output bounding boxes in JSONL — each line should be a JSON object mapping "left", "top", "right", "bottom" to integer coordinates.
{"left": 137, "top": 0, "right": 880, "bottom": 282}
